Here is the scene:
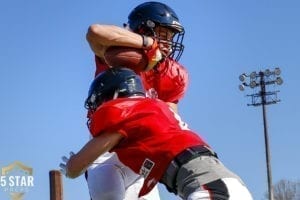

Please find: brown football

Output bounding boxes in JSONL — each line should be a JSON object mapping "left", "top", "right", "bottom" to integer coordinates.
{"left": 104, "top": 46, "right": 148, "bottom": 72}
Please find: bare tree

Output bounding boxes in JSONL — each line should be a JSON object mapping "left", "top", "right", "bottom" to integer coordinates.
{"left": 264, "top": 179, "right": 300, "bottom": 200}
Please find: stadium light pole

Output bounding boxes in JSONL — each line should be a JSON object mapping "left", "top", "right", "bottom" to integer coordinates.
{"left": 238, "top": 68, "right": 283, "bottom": 200}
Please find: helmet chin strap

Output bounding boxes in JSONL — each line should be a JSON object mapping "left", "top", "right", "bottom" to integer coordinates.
{"left": 113, "top": 90, "right": 119, "bottom": 100}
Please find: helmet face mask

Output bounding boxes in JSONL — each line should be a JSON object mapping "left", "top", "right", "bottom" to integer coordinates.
{"left": 153, "top": 26, "right": 184, "bottom": 60}
{"left": 85, "top": 68, "right": 145, "bottom": 112}
{"left": 127, "top": 1, "right": 185, "bottom": 61}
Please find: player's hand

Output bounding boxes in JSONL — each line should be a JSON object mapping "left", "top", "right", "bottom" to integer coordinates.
{"left": 59, "top": 151, "right": 75, "bottom": 177}
{"left": 144, "top": 39, "right": 162, "bottom": 71}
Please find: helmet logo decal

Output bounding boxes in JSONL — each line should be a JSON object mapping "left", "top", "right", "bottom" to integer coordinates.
{"left": 146, "top": 20, "right": 155, "bottom": 28}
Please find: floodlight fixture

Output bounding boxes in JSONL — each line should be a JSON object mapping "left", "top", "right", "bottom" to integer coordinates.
{"left": 250, "top": 81, "right": 257, "bottom": 88}
{"left": 250, "top": 71, "right": 257, "bottom": 79}
{"left": 239, "top": 68, "right": 283, "bottom": 106}
{"left": 274, "top": 67, "right": 281, "bottom": 75}
{"left": 265, "top": 69, "right": 271, "bottom": 77}
{"left": 276, "top": 77, "right": 283, "bottom": 85}
{"left": 238, "top": 84, "right": 245, "bottom": 91}
{"left": 239, "top": 73, "right": 247, "bottom": 82}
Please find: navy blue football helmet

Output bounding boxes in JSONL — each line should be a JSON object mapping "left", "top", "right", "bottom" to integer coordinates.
{"left": 126, "top": 1, "right": 185, "bottom": 61}
{"left": 85, "top": 68, "right": 145, "bottom": 111}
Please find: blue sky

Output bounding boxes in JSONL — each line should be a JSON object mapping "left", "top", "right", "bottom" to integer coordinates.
{"left": 1, "top": 0, "right": 299, "bottom": 199}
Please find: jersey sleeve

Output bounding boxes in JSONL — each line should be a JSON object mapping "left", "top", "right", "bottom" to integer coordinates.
{"left": 89, "top": 103, "right": 127, "bottom": 138}
{"left": 89, "top": 99, "right": 148, "bottom": 138}
{"left": 94, "top": 55, "right": 110, "bottom": 77}
{"left": 140, "top": 59, "right": 189, "bottom": 103}
{"left": 163, "top": 60, "right": 189, "bottom": 103}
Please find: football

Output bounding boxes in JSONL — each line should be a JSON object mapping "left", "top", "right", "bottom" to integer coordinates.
{"left": 104, "top": 46, "right": 148, "bottom": 72}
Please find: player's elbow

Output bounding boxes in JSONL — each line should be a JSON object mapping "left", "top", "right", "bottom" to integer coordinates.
{"left": 86, "top": 24, "right": 101, "bottom": 43}
{"left": 87, "top": 24, "right": 126, "bottom": 46}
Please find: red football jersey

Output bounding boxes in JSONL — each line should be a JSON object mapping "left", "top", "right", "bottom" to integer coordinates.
{"left": 94, "top": 56, "right": 188, "bottom": 103}
{"left": 89, "top": 97, "right": 208, "bottom": 196}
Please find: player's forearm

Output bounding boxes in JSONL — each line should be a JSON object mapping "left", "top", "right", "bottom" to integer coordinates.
{"left": 86, "top": 24, "right": 153, "bottom": 56}
{"left": 66, "top": 132, "right": 123, "bottom": 178}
